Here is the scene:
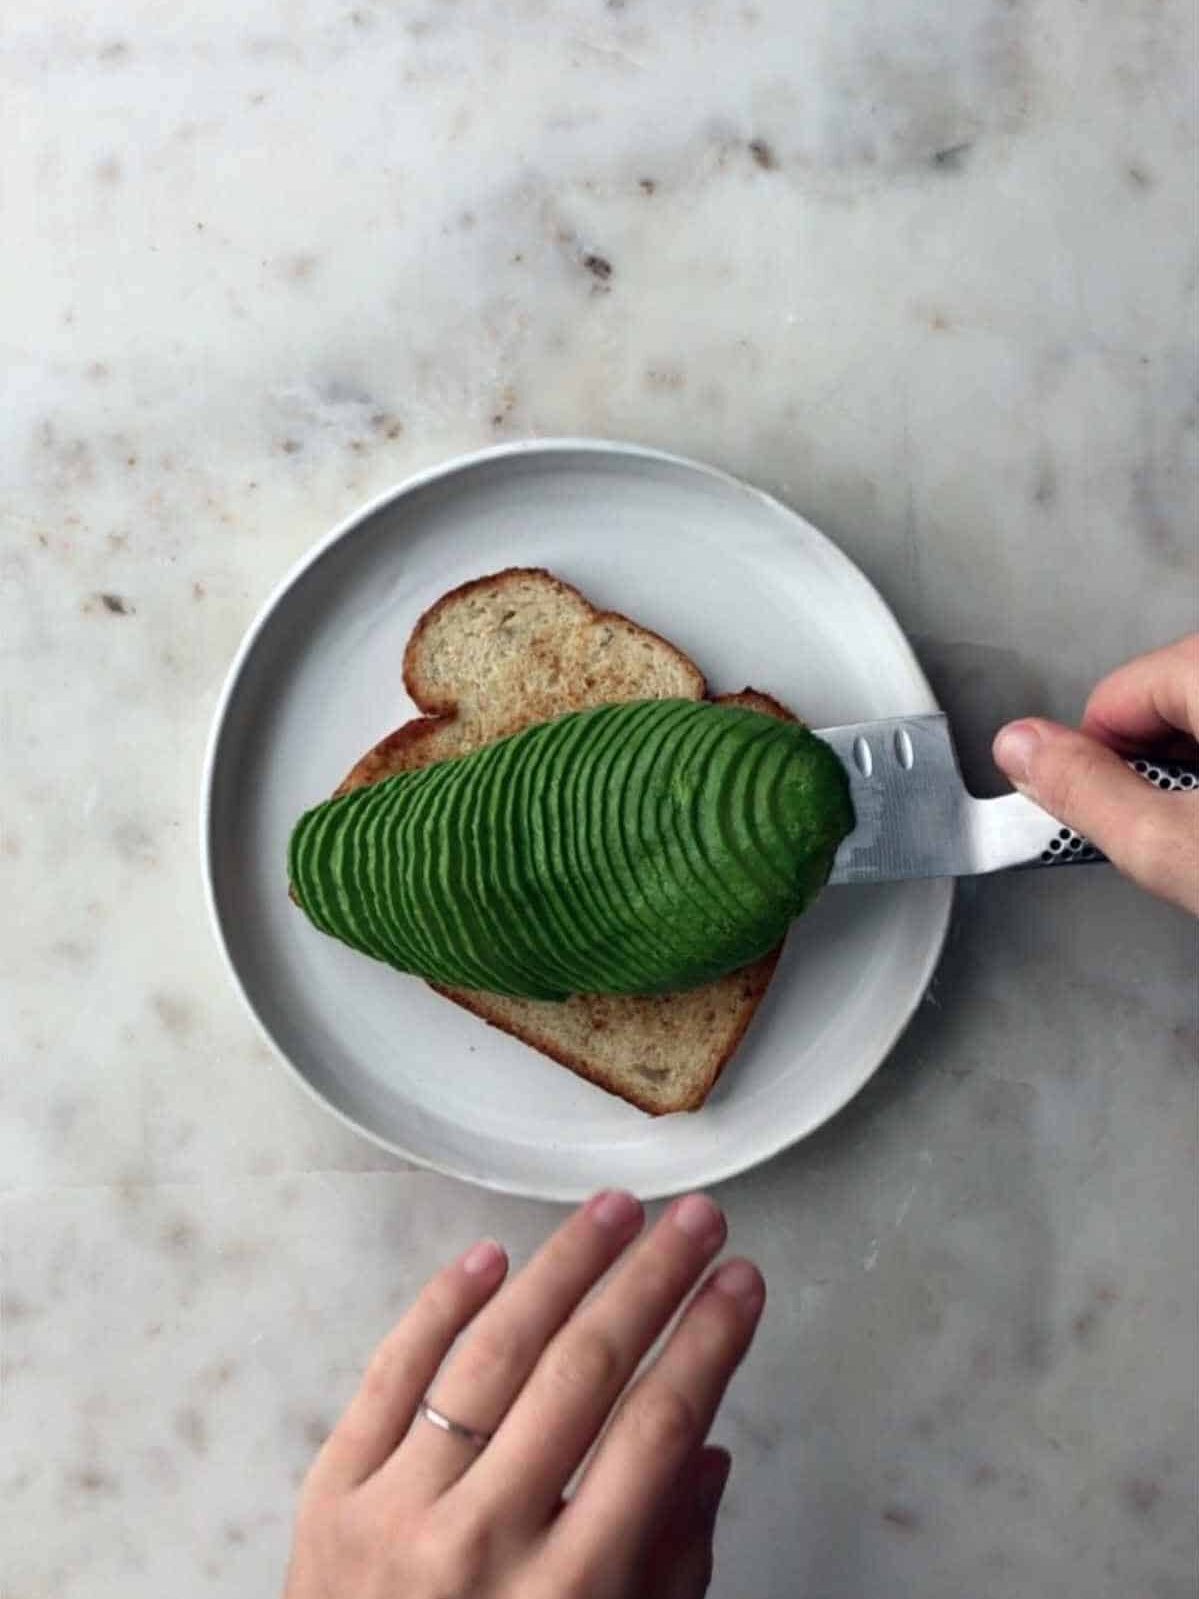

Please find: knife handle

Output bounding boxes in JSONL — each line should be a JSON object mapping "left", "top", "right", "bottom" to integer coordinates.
{"left": 1033, "top": 756, "right": 1199, "bottom": 867}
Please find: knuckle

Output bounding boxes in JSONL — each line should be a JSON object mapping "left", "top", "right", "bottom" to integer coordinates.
{"left": 313, "top": 1499, "right": 372, "bottom": 1576}
{"left": 455, "top": 1317, "right": 528, "bottom": 1388}
{"left": 361, "top": 1335, "right": 422, "bottom": 1404}
{"left": 548, "top": 1325, "right": 620, "bottom": 1396}
{"left": 359, "top": 1323, "right": 428, "bottom": 1400}
{"left": 535, "top": 1565, "right": 596, "bottom": 1599}
{"left": 629, "top": 1382, "right": 697, "bottom": 1454}
{"left": 1121, "top": 808, "right": 1177, "bottom": 890}
{"left": 1029, "top": 737, "right": 1097, "bottom": 822}
{"left": 417, "top": 1508, "right": 493, "bottom": 1596}
{"left": 628, "top": 1264, "right": 676, "bottom": 1308}
{"left": 418, "top": 1277, "right": 465, "bottom": 1339}
{"left": 690, "top": 1292, "right": 744, "bottom": 1360}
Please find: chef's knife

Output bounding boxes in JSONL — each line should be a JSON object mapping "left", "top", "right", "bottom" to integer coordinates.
{"left": 819, "top": 714, "right": 1198, "bottom": 885}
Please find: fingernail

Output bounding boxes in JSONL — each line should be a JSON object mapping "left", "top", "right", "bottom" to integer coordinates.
{"left": 993, "top": 721, "right": 1043, "bottom": 786}
{"left": 698, "top": 1451, "right": 732, "bottom": 1519}
{"left": 711, "top": 1259, "right": 765, "bottom": 1310}
{"left": 462, "top": 1239, "right": 505, "bottom": 1277}
{"left": 671, "top": 1193, "right": 725, "bottom": 1247}
{"left": 586, "top": 1189, "right": 643, "bottom": 1233}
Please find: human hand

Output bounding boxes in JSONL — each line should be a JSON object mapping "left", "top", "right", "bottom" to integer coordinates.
{"left": 993, "top": 635, "right": 1199, "bottom": 914}
{"left": 284, "top": 1190, "right": 763, "bottom": 1599}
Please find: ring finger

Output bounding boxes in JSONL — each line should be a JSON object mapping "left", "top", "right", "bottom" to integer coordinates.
{"left": 370, "top": 1188, "right": 645, "bottom": 1505}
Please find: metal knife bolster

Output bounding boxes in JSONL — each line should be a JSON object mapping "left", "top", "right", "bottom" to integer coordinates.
{"left": 817, "top": 714, "right": 1199, "bottom": 886}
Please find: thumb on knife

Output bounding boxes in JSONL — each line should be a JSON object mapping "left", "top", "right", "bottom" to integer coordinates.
{"left": 993, "top": 718, "right": 1199, "bottom": 915}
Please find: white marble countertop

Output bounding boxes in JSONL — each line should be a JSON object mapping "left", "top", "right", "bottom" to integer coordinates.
{"left": 2, "top": 3, "right": 1196, "bottom": 1595}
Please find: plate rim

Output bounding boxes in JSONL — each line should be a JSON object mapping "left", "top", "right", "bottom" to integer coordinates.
{"left": 200, "top": 438, "right": 953, "bottom": 1200}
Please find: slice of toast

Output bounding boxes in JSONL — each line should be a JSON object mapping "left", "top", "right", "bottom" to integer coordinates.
{"left": 334, "top": 568, "right": 795, "bottom": 1115}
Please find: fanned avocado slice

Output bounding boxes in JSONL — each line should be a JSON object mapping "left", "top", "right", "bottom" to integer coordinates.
{"left": 288, "top": 699, "right": 854, "bottom": 1000}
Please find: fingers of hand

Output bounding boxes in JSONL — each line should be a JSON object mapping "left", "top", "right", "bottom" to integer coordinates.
{"left": 460, "top": 1193, "right": 729, "bottom": 1524}
{"left": 372, "top": 1189, "right": 644, "bottom": 1505}
{"left": 993, "top": 718, "right": 1199, "bottom": 912}
{"left": 308, "top": 1238, "right": 508, "bottom": 1495}
{"left": 1081, "top": 634, "right": 1199, "bottom": 750}
{"left": 551, "top": 1260, "right": 762, "bottom": 1580}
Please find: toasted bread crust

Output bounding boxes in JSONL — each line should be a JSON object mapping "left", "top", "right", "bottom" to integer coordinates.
{"left": 430, "top": 946, "right": 780, "bottom": 1115}
{"left": 328, "top": 569, "right": 795, "bottom": 1114}
{"left": 402, "top": 567, "right": 707, "bottom": 715}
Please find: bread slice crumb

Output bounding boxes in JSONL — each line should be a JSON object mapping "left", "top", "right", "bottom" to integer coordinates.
{"left": 332, "top": 568, "right": 797, "bottom": 1114}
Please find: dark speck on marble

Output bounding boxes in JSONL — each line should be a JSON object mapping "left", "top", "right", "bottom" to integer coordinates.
{"left": 882, "top": 1503, "right": 922, "bottom": 1533}
{"left": 98, "top": 592, "right": 131, "bottom": 615}
{"left": 1130, "top": 456, "right": 1189, "bottom": 569}
{"left": 932, "top": 142, "right": 972, "bottom": 170}
{"left": 161, "top": 1218, "right": 200, "bottom": 1257}
{"left": 970, "top": 1342, "right": 997, "bottom": 1380}
{"left": 2, "top": 1290, "right": 38, "bottom": 1322}
{"left": 1121, "top": 1476, "right": 1163, "bottom": 1517}
{"left": 200, "top": 1358, "right": 239, "bottom": 1391}
{"left": 112, "top": 818, "right": 157, "bottom": 865}
{"left": 1018, "top": 1320, "right": 1053, "bottom": 1375}
{"left": 174, "top": 1406, "right": 208, "bottom": 1455}
{"left": 67, "top": 1465, "right": 121, "bottom": 1496}
{"left": 151, "top": 991, "right": 195, "bottom": 1035}
{"left": 47, "top": 1096, "right": 81, "bottom": 1142}
{"left": 491, "top": 385, "right": 518, "bottom": 428}
{"left": 748, "top": 138, "right": 778, "bottom": 170}
{"left": 581, "top": 252, "right": 613, "bottom": 282}
{"left": 50, "top": 938, "right": 92, "bottom": 966}
{"left": 1032, "top": 452, "right": 1057, "bottom": 507}
{"left": 727, "top": 1403, "right": 783, "bottom": 1456}
{"left": 279, "top": 253, "right": 320, "bottom": 283}
{"left": 1071, "top": 1280, "right": 1119, "bottom": 1347}
{"left": 638, "top": 177, "right": 656, "bottom": 194}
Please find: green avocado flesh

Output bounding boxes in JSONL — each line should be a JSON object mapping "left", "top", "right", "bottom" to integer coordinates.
{"left": 288, "top": 699, "right": 854, "bottom": 1001}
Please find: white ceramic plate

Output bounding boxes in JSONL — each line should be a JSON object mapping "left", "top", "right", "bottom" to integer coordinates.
{"left": 203, "top": 441, "right": 951, "bottom": 1201}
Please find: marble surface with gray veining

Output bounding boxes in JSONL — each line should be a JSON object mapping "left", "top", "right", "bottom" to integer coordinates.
{"left": 2, "top": 3, "right": 1197, "bottom": 1596}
